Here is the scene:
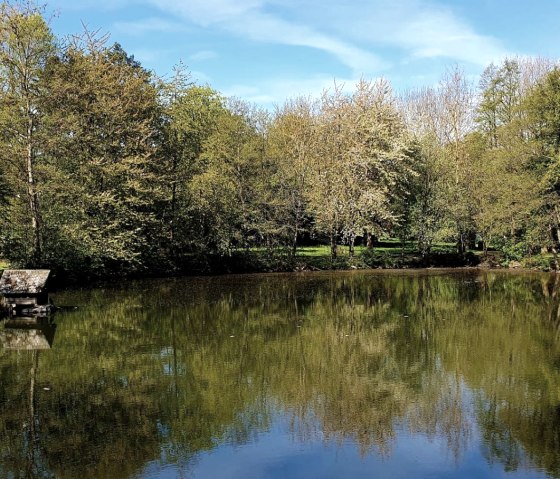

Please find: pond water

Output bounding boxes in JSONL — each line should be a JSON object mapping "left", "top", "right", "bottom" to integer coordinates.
{"left": 1, "top": 270, "right": 560, "bottom": 478}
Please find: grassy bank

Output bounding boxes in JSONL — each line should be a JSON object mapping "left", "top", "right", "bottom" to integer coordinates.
{"left": 3, "top": 245, "right": 557, "bottom": 286}
{"left": 192, "top": 243, "right": 558, "bottom": 275}
{"left": 181, "top": 242, "right": 483, "bottom": 276}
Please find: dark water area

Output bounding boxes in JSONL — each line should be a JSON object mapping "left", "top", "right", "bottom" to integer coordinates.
{"left": 2, "top": 269, "right": 560, "bottom": 478}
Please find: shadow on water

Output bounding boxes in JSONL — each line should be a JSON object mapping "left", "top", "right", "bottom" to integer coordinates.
{"left": 1, "top": 270, "right": 560, "bottom": 478}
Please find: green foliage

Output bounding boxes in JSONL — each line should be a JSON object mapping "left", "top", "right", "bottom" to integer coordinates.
{"left": 308, "top": 80, "right": 413, "bottom": 258}
{"left": 0, "top": 1, "right": 57, "bottom": 265}
{"left": 525, "top": 68, "right": 560, "bottom": 157}
{"left": 498, "top": 240, "right": 528, "bottom": 261}
{"left": 520, "top": 254, "right": 555, "bottom": 271}
{"left": 477, "top": 59, "right": 521, "bottom": 145}
{"left": 39, "top": 41, "right": 163, "bottom": 276}
{"left": 359, "top": 248, "right": 404, "bottom": 268}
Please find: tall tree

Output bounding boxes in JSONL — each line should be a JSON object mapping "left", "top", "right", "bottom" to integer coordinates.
{"left": 474, "top": 59, "right": 544, "bottom": 258}
{"left": 477, "top": 60, "right": 521, "bottom": 147}
{"left": 0, "top": 1, "right": 55, "bottom": 264}
{"left": 438, "top": 67, "right": 476, "bottom": 253}
{"left": 310, "top": 80, "right": 412, "bottom": 259}
{"left": 39, "top": 37, "right": 162, "bottom": 274}
{"left": 160, "top": 79, "right": 224, "bottom": 261}
{"left": 267, "top": 96, "right": 316, "bottom": 256}
{"left": 188, "top": 98, "right": 267, "bottom": 256}
{"left": 524, "top": 68, "right": 560, "bottom": 260}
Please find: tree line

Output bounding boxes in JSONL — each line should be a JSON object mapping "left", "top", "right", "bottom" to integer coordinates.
{"left": 1, "top": 2, "right": 560, "bottom": 277}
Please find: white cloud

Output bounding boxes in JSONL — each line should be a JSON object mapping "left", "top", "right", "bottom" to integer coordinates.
{"left": 148, "top": 0, "right": 385, "bottom": 74}
{"left": 189, "top": 50, "right": 218, "bottom": 61}
{"left": 223, "top": 75, "right": 366, "bottom": 108}
{"left": 52, "top": 0, "right": 518, "bottom": 106}
{"left": 49, "top": 0, "right": 139, "bottom": 12}
{"left": 147, "top": 0, "right": 513, "bottom": 77}
{"left": 386, "top": 6, "right": 511, "bottom": 66}
{"left": 114, "top": 17, "right": 187, "bottom": 35}
{"left": 298, "top": 0, "right": 512, "bottom": 66}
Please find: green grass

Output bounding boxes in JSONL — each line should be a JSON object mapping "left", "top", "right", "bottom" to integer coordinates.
{"left": 291, "top": 239, "right": 479, "bottom": 270}
{"left": 296, "top": 245, "right": 364, "bottom": 257}
{"left": 295, "top": 239, "right": 456, "bottom": 257}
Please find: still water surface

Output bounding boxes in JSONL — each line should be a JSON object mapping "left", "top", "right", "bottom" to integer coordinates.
{"left": 1, "top": 270, "right": 560, "bottom": 478}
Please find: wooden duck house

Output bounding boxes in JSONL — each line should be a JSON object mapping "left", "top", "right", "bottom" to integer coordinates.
{"left": 0, "top": 269, "right": 51, "bottom": 316}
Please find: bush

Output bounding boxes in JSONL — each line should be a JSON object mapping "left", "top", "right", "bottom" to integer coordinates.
{"left": 521, "top": 254, "right": 555, "bottom": 271}
{"left": 359, "top": 249, "right": 402, "bottom": 268}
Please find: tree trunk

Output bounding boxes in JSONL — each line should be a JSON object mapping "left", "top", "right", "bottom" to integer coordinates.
{"left": 367, "top": 234, "right": 374, "bottom": 249}
{"left": 457, "top": 232, "right": 465, "bottom": 255}
{"left": 169, "top": 155, "right": 178, "bottom": 255}
{"left": 330, "top": 230, "right": 337, "bottom": 260}
{"left": 292, "top": 216, "right": 298, "bottom": 258}
{"left": 26, "top": 110, "right": 42, "bottom": 265}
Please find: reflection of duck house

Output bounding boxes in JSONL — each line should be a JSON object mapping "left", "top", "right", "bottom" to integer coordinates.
{"left": 0, "top": 317, "right": 56, "bottom": 350}
{"left": 0, "top": 269, "right": 51, "bottom": 316}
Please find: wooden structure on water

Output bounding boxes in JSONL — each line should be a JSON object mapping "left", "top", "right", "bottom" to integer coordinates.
{"left": 0, "top": 269, "right": 51, "bottom": 316}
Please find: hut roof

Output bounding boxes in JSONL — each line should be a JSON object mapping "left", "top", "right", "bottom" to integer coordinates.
{"left": 0, "top": 269, "right": 51, "bottom": 295}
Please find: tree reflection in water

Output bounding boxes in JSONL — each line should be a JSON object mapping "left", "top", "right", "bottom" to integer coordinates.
{"left": 1, "top": 270, "right": 560, "bottom": 478}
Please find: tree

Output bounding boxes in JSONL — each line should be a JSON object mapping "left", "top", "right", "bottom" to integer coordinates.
{"left": 399, "top": 69, "right": 477, "bottom": 255}
{"left": 473, "top": 59, "right": 546, "bottom": 258}
{"left": 437, "top": 68, "right": 477, "bottom": 253}
{"left": 309, "top": 80, "right": 413, "bottom": 259}
{"left": 159, "top": 79, "right": 225, "bottom": 261}
{"left": 188, "top": 98, "right": 268, "bottom": 256}
{"left": 267, "top": 96, "right": 317, "bottom": 256}
{"left": 0, "top": 1, "right": 56, "bottom": 265}
{"left": 39, "top": 37, "right": 162, "bottom": 275}
{"left": 523, "top": 68, "right": 560, "bottom": 261}
{"left": 477, "top": 60, "right": 521, "bottom": 147}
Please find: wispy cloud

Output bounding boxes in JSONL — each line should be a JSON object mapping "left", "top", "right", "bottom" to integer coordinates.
{"left": 148, "top": 0, "right": 386, "bottom": 74}
{"left": 114, "top": 17, "right": 187, "bottom": 35}
{"left": 189, "top": 50, "right": 218, "bottom": 61}
{"left": 146, "top": 0, "right": 514, "bottom": 79}
{"left": 377, "top": 3, "right": 511, "bottom": 66}
{"left": 223, "top": 75, "right": 364, "bottom": 107}
{"left": 296, "top": 0, "right": 512, "bottom": 66}
{"left": 49, "top": 0, "right": 519, "bottom": 106}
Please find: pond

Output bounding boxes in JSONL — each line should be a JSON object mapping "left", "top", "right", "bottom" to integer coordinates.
{"left": 1, "top": 269, "right": 560, "bottom": 478}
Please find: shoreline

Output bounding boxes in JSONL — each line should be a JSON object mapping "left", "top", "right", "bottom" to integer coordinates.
{"left": 1, "top": 248, "right": 556, "bottom": 290}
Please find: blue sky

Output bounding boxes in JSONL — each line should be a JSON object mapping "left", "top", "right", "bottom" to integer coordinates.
{"left": 45, "top": 0, "right": 560, "bottom": 107}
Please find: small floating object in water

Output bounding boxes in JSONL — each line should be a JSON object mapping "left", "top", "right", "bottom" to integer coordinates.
{"left": 43, "top": 387, "right": 50, "bottom": 391}
{"left": 229, "top": 335, "right": 235, "bottom": 338}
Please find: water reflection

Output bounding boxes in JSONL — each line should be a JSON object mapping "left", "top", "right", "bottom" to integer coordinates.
{"left": 0, "top": 316, "right": 57, "bottom": 350}
{"left": 1, "top": 270, "right": 560, "bottom": 478}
